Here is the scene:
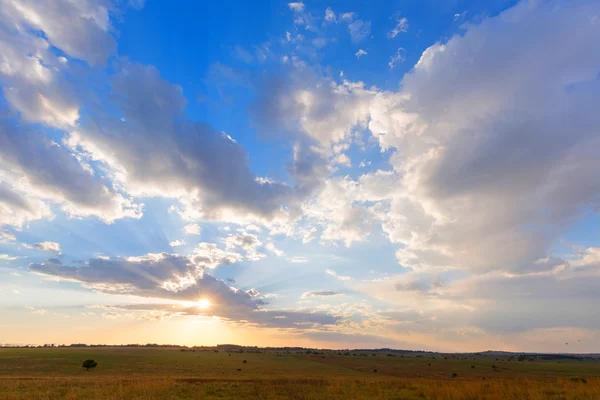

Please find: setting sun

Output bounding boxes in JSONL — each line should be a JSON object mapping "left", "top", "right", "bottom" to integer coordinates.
{"left": 197, "top": 299, "right": 211, "bottom": 309}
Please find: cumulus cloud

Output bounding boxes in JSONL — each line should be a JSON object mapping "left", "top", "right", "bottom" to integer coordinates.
{"left": 0, "top": 181, "right": 52, "bottom": 228}
{"left": 0, "top": 0, "right": 145, "bottom": 227}
{"left": 0, "top": 0, "right": 118, "bottom": 128}
{"left": 324, "top": 7, "right": 336, "bottom": 23}
{"left": 223, "top": 231, "right": 266, "bottom": 261}
{"left": 355, "top": 49, "right": 367, "bottom": 58}
{"left": 191, "top": 243, "right": 244, "bottom": 269}
{"left": 169, "top": 240, "right": 185, "bottom": 247}
{"left": 370, "top": 0, "right": 600, "bottom": 274}
{"left": 183, "top": 224, "right": 201, "bottom": 235}
{"left": 288, "top": 2, "right": 304, "bottom": 12}
{"left": 67, "top": 63, "right": 294, "bottom": 224}
{"left": 0, "top": 120, "right": 141, "bottom": 224}
{"left": 30, "top": 242, "right": 61, "bottom": 252}
{"left": 261, "top": 0, "right": 600, "bottom": 277}
{"left": 0, "top": 228, "right": 15, "bottom": 242}
{"left": 1, "top": 0, "right": 116, "bottom": 66}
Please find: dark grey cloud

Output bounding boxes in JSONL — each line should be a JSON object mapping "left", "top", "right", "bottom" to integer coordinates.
{"left": 302, "top": 291, "right": 342, "bottom": 298}
{"left": 29, "top": 251, "right": 340, "bottom": 329}
{"left": 107, "top": 303, "right": 340, "bottom": 329}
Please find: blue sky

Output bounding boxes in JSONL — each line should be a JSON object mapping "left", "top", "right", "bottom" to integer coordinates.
{"left": 1, "top": 0, "right": 600, "bottom": 352}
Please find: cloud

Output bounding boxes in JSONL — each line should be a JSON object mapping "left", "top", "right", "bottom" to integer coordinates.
{"left": 347, "top": 19, "right": 371, "bottom": 42}
{"left": 370, "top": 0, "right": 600, "bottom": 273}
{"left": 29, "top": 252, "right": 245, "bottom": 302}
{"left": 107, "top": 302, "right": 340, "bottom": 329}
{"left": 288, "top": 2, "right": 304, "bottom": 12}
{"left": 265, "top": 241, "right": 284, "bottom": 257}
{"left": 0, "top": 120, "right": 141, "bottom": 225}
{"left": 68, "top": 62, "right": 294, "bottom": 224}
{"left": 355, "top": 49, "right": 367, "bottom": 58}
{"left": 262, "top": 0, "right": 600, "bottom": 277}
{"left": 169, "top": 240, "right": 185, "bottom": 247}
{"left": 0, "top": 254, "right": 18, "bottom": 261}
{"left": 388, "top": 16, "right": 408, "bottom": 38}
{"left": 326, "top": 269, "right": 352, "bottom": 281}
{"left": 24, "top": 305, "right": 46, "bottom": 315}
{"left": 302, "top": 291, "right": 342, "bottom": 298}
{"left": 223, "top": 231, "right": 266, "bottom": 261}
{"left": 30, "top": 242, "right": 61, "bottom": 252}
{"left": 29, "top": 250, "right": 339, "bottom": 329}
{"left": 289, "top": 256, "right": 308, "bottom": 263}
{"left": 191, "top": 243, "right": 244, "bottom": 269}
{"left": 0, "top": 228, "right": 15, "bottom": 242}
{"left": 325, "top": 7, "right": 336, "bottom": 23}
{"left": 184, "top": 224, "right": 201, "bottom": 235}
{"left": 388, "top": 47, "right": 406, "bottom": 68}
{"left": 1, "top": 0, "right": 116, "bottom": 66}
{"left": 340, "top": 13, "right": 354, "bottom": 22}
{"left": 0, "top": 0, "right": 133, "bottom": 130}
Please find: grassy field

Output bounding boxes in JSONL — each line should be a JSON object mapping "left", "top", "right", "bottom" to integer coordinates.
{"left": 1, "top": 347, "right": 600, "bottom": 399}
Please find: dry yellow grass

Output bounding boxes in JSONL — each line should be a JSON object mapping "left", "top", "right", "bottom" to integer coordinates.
{"left": 2, "top": 348, "right": 599, "bottom": 398}
{"left": 1, "top": 377, "right": 599, "bottom": 400}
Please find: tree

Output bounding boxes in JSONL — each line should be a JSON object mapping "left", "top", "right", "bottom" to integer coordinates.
{"left": 82, "top": 360, "right": 97, "bottom": 371}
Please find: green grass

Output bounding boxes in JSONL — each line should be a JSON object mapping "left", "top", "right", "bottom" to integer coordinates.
{"left": 1, "top": 348, "right": 600, "bottom": 399}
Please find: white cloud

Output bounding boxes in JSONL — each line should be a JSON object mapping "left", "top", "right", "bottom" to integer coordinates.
{"left": 263, "top": 1, "right": 600, "bottom": 280}
{"left": 288, "top": 2, "right": 304, "bottom": 12}
{"left": 192, "top": 243, "right": 244, "bottom": 269}
{"left": 388, "top": 47, "right": 406, "bottom": 68}
{"left": 265, "top": 241, "right": 285, "bottom": 257}
{"left": 388, "top": 16, "right": 408, "bottom": 38}
{"left": 0, "top": 228, "right": 17, "bottom": 243}
{"left": 289, "top": 256, "right": 308, "bottom": 263}
{"left": 340, "top": 13, "right": 355, "bottom": 21}
{"left": 355, "top": 49, "right": 367, "bottom": 58}
{"left": 348, "top": 19, "right": 371, "bottom": 42}
{"left": 0, "top": 123, "right": 142, "bottom": 225}
{"left": 25, "top": 305, "right": 46, "bottom": 315}
{"left": 326, "top": 269, "right": 352, "bottom": 281}
{"left": 325, "top": 7, "right": 336, "bottom": 23}
{"left": 31, "top": 241, "right": 61, "bottom": 252}
{"left": 169, "top": 240, "right": 185, "bottom": 247}
{"left": 0, "top": 229, "right": 16, "bottom": 241}
{"left": 67, "top": 63, "right": 294, "bottom": 224}
{"left": 0, "top": 254, "right": 18, "bottom": 260}
{"left": 184, "top": 224, "right": 201, "bottom": 235}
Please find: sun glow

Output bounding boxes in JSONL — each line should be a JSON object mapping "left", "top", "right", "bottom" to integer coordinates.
{"left": 197, "top": 298, "right": 211, "bottom": 309}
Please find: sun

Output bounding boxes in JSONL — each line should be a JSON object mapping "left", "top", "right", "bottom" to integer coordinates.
{"left": 197, "top": 298, "right": 211, "bottom": 309}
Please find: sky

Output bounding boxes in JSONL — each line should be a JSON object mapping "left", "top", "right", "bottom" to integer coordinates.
{"left": 0, "top": 0, "right": 599, "bottom": 353}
